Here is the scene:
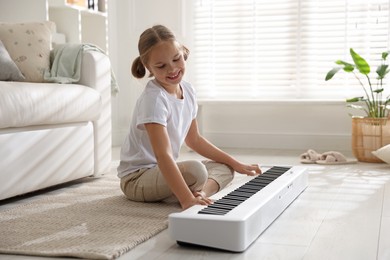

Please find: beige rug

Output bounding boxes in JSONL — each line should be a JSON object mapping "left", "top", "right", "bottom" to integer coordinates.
{"left": 0, "top": 165, "right": 180, "bottom": 259}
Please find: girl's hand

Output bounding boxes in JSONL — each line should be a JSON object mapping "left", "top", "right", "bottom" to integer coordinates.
{"left": 233, "top": 163, "right": 262, "bottom": 176}
{"left": 180, "top": 191, "right": 213, "bottom": 210}
{"left": 193, "top": 190, "right": 213, "bottom": 204}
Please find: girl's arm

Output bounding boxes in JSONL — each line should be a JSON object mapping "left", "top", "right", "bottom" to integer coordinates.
{"left": 144, "top": 123, "right": 212, "bottom": 209}
{"left": 185, "top": 119, "right": 261, "bottom": 176}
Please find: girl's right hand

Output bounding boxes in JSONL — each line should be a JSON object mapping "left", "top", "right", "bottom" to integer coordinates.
{"left": 181, "top": 191, "right": 213, "bottom": 210}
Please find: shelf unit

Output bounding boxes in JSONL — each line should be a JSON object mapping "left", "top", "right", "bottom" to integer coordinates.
{"left": 48, "top": 0, "right": 108, "bottom": 52}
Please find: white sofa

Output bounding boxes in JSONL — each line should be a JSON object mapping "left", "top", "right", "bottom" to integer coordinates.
{"left": 0, "top": 50, "right": 112, "bottom": 201}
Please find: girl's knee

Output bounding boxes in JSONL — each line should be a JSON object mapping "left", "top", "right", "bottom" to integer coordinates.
{"left": 204, "top": 161, "right": 234, "bottom": 189}
{"left": 221, "top": 164, "right": 234, "bottom": 183}
{"left": 179, "top": 160, "right": 208, "bottom": 188}
{"left": 187, "top": 160, "right": 209, "bottom": 182}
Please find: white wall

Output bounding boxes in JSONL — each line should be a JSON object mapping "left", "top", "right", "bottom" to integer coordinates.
{"left": 198, "top": 100, "right": 353, "bottom": 151}
{"left": 0, "top": 0, "right": 48, "bottom": 22}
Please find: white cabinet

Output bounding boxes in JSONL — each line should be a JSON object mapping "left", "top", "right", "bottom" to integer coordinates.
{"left": 48, "top": 0, "right": 108, "bottom": 52}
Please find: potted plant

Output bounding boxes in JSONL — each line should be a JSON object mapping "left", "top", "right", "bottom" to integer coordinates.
{"left": 325, "top": 48, "right": 390, "bottom": 162}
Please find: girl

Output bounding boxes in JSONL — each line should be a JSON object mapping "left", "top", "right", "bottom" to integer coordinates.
{"left": 118, "top": 25, "right": 262, "bottom": 210}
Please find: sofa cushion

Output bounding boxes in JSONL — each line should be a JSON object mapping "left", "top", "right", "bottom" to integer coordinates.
{"left": 0, "top": 40, "right": 25, "bottom": 81}
{"left": 0, "top": 22, "right": 53, "bottom": 83}
{"left": 0, "top": 82, "right": 102, "bottom": 129}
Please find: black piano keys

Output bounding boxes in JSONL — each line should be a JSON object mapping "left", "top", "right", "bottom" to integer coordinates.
{"left": 198, "top": 166, "right": 291, "bottom": 215}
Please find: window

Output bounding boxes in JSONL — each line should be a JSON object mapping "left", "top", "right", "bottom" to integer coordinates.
{"left": 187, "top": 0, "right": 390, "bottom": 100}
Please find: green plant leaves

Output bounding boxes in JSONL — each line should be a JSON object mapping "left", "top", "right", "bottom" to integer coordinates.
{"left": 373, "top": 88, "right": 384, "bottom": 94}
{"left": 376, "top": 64, "right": 389, "bottom": 79}
{"left": 336, "top": 60, "right": 355, "bottom": 72}
{"left": 325, "top": 48, "right": 389, "bottom": 118}
{"left": 325, "top": 67, "right": 341, "bottom": 80}
{"left": 346, "top": 97, "right": 364, "bottom": 102}
{"left": 382, "top": 51, "right": 389, "bottom": 60}
{"left": 350, "top": 48, "right": 370, "bottom": 75}
{"left": 325, "top": 60, "right": 354, "bottom": 80}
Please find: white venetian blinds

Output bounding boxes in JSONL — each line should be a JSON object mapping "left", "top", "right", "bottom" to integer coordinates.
{"left": 189, "top": 0, "right": 390, "bottom": 100}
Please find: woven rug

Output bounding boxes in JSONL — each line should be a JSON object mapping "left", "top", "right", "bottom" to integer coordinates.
{"left": 0, "top": 164, "right": 180, "bottom": 259}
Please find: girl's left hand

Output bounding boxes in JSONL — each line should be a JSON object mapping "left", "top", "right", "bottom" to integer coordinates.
{"left": 233, "top": 163, "right": 262, "bottom": 176}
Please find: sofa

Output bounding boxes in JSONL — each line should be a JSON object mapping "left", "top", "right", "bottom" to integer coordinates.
{"left": 0, "top": 22, "right": 112, "bottom": 200}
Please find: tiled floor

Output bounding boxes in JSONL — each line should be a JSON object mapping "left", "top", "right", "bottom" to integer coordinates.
{"left": 2, "top": 147, "right": 390, "bottom": 260}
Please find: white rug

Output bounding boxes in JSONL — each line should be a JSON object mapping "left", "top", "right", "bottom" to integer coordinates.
{"left": 0, "top": 165, "right": 180, "bottom": 259}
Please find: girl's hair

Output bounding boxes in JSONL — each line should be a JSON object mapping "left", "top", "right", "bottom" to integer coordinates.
{"left": 131, "top": 25, "right": 190, "bottom": 78}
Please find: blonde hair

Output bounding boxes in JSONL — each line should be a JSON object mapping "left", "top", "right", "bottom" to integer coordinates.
{"left": 131, "top": 25, "right": 190, "bottom": 78}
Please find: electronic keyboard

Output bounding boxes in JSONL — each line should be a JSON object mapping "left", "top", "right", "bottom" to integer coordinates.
{"left": 168, "top": 166, "right": 308, "bottom": 252}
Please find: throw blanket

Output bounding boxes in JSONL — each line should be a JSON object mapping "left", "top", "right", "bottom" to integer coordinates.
{"left": 44, "top": 44, "right": 119, "bottom": 95}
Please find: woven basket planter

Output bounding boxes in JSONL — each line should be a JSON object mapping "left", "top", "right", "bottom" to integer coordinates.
{"left": 351, "top": 117, "right": 390, "bottom": 162}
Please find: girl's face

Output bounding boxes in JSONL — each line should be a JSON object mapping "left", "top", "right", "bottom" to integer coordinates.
{"left": 146, "top": 40, "right": 186, "bottom": 92}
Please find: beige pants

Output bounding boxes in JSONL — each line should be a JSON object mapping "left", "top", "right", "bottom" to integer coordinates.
{"left": 120, "top": 160, "right": 234, "bottom": 202}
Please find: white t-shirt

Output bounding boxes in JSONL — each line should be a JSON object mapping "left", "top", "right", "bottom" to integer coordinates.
{"left": 117, "top": 79, "right": 198, "bottom": 178}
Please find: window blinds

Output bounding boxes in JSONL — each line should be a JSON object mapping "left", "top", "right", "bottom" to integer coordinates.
{"left": 189, "top": 0, "right": 390, "bottom": 100}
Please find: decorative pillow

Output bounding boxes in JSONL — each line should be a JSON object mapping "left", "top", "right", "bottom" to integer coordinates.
{"left": 372, "top": 144, "right": 390, "bottom": 164}
{"left": 0, "top": 40, "right": 25, "bottom": 81}
{"left": 0, "top": 22, "right": 53, "bottom": 82}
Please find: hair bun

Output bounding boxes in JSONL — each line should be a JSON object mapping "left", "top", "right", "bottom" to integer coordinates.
{"left": 131, "top": 56, "right": 146, "bottom": 78}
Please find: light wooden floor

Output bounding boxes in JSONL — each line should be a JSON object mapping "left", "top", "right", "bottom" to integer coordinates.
{"left": 2, "top": 147, "right": 390, "bottom": 260}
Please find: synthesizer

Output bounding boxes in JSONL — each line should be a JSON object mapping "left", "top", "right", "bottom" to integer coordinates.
{"left": 169, "top": 166, "right": 308, "bottom": 252}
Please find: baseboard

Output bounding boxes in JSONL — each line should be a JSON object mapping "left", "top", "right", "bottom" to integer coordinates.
{"left": 204, "top": 132, "right": 352, "bottom": 151}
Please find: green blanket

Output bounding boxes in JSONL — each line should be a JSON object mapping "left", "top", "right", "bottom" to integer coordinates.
{"left": 44, "top": 44, "right": 119, "bottom": 95}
